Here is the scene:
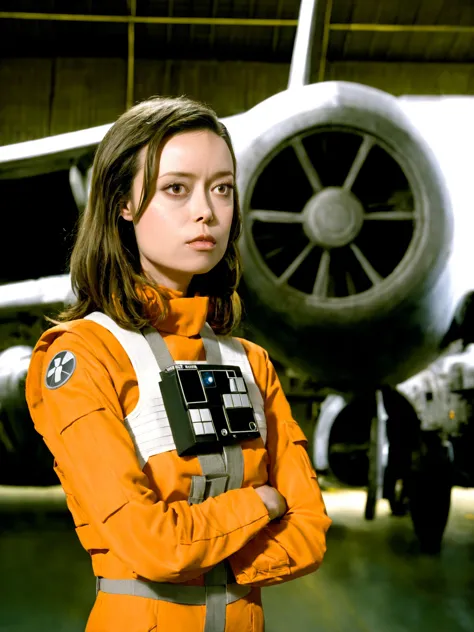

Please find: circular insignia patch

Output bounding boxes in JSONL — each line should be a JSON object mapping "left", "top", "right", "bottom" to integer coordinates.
{"left": 45, "top": 350, "right": 77, "bottom": 390}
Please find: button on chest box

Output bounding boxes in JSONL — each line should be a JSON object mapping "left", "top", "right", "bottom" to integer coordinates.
{"left": 160, "top": 363, "right": 260, "bottom": 456}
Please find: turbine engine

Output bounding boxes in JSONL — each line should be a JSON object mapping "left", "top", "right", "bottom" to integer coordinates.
{"left": 234, "top": 82, "right": 454, "bottom": 391}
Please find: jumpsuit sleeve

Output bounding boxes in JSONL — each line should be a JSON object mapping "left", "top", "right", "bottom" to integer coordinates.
{"left": 25, "top": 329, "right": 271, "bottom": 584}
{"left": 228, "top": 343, "right": 332, "bottom": 587}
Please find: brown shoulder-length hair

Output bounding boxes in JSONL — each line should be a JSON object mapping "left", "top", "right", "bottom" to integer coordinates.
{"left": 56, "top": 95, "right": 243, "bottom": 335}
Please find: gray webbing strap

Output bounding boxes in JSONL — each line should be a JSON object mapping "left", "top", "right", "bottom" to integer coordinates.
{"left": 189, "top": 474, "right": 229, "bottom": 504}
{"left": 143, "top": 327, "right": 174, "bottom": 370}
{"left": 192, "top": 449, "right": 244, "bottom": 632}
{"left": 200, "top": 324, "right": 223, "bottom": 364}
{"left": 141, "top": 325, "right": 246, "bottom": 632}
{"left": 206, "top": 475, "right": 228, "bottom": 498}
{"left": 223, "top": 445, "right": 244, "bottom": 490}
{"left": 188, "top": 476, "right": 207, "bottom": 505}
{"left": 202, "top": 563, "right": 227, "bottom": 632}
{"left": 189, "top": 448, "right": 242, "bottom": 507}
{"left": 198, "top": 453, "right": 226, "bottom": 476}
{"left": 97, "top": 577, "right": 250, "bottom": 605}
{"left": 189, "top": 453, "right": 227, "bottom": 504}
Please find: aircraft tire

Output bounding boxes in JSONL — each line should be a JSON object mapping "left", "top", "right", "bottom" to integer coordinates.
{"left": 408, "top": 430, "right": 453, "bottom": 554}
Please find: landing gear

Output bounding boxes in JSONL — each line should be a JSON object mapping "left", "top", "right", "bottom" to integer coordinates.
{"left": 364, "top": 390, "right": 387, "bottom": 520}
{"left": 313, "top": 388, "right": 454, "bottom": 552}
{"left": 408, "top": 431, "right": 453, "bottom": 554}
{"left": 382, "top": 392, "right": 420, "bottom": 518}
{"left": 364, "top": 389, "right": 453, "bottom": 553}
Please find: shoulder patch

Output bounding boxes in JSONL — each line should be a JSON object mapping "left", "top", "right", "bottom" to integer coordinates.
{"left": 45, "top": 351, "right": 77, "bottom": 390}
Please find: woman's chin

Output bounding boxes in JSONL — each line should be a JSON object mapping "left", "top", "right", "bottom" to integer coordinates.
{"left": 190, "top": 264, "right": 218, "bottom": 276}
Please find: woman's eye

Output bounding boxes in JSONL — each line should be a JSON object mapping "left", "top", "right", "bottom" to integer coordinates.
{"left": 214, "top": 183, "right": 234, "bottom": 195}
{"left": 166, "top": 183, "right": 186, "bottom": 195}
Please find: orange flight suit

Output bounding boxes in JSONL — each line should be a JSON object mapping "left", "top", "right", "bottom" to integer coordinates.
{"left": 26, "top": 288, "right": 331, "bottom": 631}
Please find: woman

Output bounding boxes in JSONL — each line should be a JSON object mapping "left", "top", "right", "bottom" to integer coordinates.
{"left": 26, "top": 96, "right": 331, "bottom": 632}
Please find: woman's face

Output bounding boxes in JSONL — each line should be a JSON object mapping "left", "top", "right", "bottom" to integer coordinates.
{"left": 121, "top": 129, "right": 235, "bottom": 293}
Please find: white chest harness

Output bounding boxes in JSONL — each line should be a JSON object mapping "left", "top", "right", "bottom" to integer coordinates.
{"left": 84, "top": 312, "right": 268, "bottom": 630}
{"left": 85, "top": 312, "right": 267, "bottom": 468}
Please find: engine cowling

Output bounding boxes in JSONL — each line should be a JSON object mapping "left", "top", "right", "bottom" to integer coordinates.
{"left": 233, "top": 82, "right": 454, "bottom": 391}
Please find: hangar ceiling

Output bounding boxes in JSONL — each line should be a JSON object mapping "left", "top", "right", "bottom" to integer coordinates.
{"left": 1, "top": 1, "right": 473, "bottom": 64}
{"left": 0, "top": 1, "right": 473, "bottom": 129}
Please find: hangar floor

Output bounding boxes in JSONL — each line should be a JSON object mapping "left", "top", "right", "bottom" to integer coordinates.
{"left": 0, "top": 488, "right": 472, "bottom": 632}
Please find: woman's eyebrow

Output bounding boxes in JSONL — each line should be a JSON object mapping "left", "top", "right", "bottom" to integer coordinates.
{"left": 158, "top": 171, "right": 193, "bottom": 179}
{"left": 158, "top": 170, "right": 234, "bottom": 179}
{"left": 212, "top": 170, "right": 235, "bottom": 179}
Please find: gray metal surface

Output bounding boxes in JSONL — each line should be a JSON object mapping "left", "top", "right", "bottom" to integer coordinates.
{"left": 287, "top": 0, "right": 319, "bottom": 88}
{"left": 0, "top": 276, "right": 74, "bottom": 312}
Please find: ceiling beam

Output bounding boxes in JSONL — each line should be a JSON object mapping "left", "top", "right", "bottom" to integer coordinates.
{"left": 331, "top": 23, "right": 474, "bottom": 34}
{"left": 2, "top": 12, "right": 472, "bottom": 34}
{"left": 0, "top": 11, "right": 298, "bottom": 27}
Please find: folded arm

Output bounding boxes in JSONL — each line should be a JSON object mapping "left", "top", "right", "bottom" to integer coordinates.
{"left": 228, "top": 342, "right": 332, "bottom": 587}
{"left": 26, "top": 329, "right": 270, "bottom": 584}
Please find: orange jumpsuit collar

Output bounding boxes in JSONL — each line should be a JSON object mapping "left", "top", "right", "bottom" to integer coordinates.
{"left": 144, "top": 285, "right": 209, "bottom": 337}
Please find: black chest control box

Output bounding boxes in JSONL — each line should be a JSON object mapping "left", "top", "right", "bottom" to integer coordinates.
{"left": 159, "top": 363, "right": 261, "bottom": 456}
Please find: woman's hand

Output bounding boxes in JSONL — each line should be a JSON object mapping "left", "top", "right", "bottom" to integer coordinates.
{"left": 255, "top": 485, "right": 287, "bottom": 521}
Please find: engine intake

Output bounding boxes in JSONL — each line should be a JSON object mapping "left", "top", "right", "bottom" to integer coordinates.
{"left": 236, "top": 82, "right": 454, "bottom": 389}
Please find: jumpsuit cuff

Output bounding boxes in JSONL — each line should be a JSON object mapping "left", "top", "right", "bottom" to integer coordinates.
{"left": 227, "top": 526, "right": 291, "bottom": 585}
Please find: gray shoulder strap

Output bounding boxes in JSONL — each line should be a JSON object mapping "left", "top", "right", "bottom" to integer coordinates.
{"left": 200, "top": 324, "right": 223, "bottom": 364}
{"left": 143, "top": 327, "right": 174, "bottom": 369}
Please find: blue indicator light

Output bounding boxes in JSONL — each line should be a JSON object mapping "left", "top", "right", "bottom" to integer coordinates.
{"left": 201, "top": 371, "right": 215, "bottom": 387}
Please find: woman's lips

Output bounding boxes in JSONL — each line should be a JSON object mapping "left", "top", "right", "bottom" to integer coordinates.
{"left": 186, "top": 240, "right": 217, "bottom": 250}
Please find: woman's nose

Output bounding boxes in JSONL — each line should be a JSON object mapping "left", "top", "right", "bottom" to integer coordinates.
{"left": 191, "top": 190, "right": 214, "bottom": 223}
